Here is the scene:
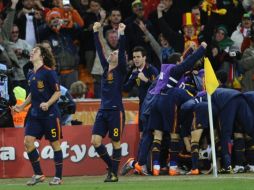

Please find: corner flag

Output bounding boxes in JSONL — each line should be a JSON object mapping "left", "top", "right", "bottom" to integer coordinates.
{"left": 204, "top": 57, "right": 219, "bottom": 95}
{"left": 204, "top": 57, "right": 219, "bottom": 177}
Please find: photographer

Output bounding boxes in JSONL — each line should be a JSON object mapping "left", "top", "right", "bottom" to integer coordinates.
{"left": 9, "top": 24, "right": 32, "bottom": 91}
{"left": 58, "top": 85, "right": 76, "bottom": 126}
{"left": 0, "top": 63, "right": 16, "bottom": 128}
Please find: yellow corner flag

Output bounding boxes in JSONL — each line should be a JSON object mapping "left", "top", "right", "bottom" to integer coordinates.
{"left": 204, "top": 57, "right": 219, "bottom": 95}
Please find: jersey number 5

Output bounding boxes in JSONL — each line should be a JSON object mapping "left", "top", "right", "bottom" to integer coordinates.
{"left": 51, "top": 129, "right": 57, "bottom": 138}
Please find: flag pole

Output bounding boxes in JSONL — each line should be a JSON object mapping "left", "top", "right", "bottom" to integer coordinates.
{"left": 207, "top": 93, "right": 218, "bottom": 177}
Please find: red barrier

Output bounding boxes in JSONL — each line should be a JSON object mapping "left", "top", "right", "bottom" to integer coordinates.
{"left": 72, "top": 99, "right": 139, "bottom": 125}
{"left": 0, "top": 125, "right": 139, "bottom": 178}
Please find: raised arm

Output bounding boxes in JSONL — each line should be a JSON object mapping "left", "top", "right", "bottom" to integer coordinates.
{"left": 157, "top": 3, "right": 184, "bottom": 53}
{"left": 138, "top": 21, "right": 162, "bottom": 63}
{"left": 2, "top": 0, "right": 18, "bottom": 41}
{"left": 169, "top": 42, "right": 207, "bottom": 83}
{"left": 93, "top": 22, "right": 108, "bottom": 69}
{"left": 117, "top": 23, "right": 127, "bottom": 71}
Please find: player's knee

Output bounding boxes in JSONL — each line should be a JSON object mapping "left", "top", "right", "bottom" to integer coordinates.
{"left": 50, "top": 140, "right": 61, "bottom": 151}
{"left": 154, "top": 130, "right": 163, "bottom": 141}
{"left": 191, "top": 129, "right": 203, "bottom": 143}
{"left": 24, "top": 137, "right": 35, "bottom": 151}
{"left": 91, "top": 135, "right": 102, "bottom": 147}
{"left": 112, "top": 140, "right": 121, "bottom": 149}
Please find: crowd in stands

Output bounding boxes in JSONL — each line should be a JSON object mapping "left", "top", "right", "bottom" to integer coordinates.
{"left": 0, "top": 0, "right": 254, "bottom": 127}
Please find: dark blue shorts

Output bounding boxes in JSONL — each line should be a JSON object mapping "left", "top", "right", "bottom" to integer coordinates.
{"left": 149, "top": 88, "right": 191, "bottom": 133}
{"left": 149, "top": 94, "right": 175, "bottom": 133}
{"left": 25, "top": 116, "right": 62, "bottom": 142}
{"left": 92, "top": 110, "right": 125, "bottom": 141}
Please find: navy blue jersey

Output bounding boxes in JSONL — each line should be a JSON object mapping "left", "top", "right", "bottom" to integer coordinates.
{"left": 243, "top": 91, "right": 254, "bottom": 109}
{"left": 27, "top": 65, "right": 60, "bottom": 118}
{"left": 123, "top": 64, "right": 158, "bottom": 104}
{"left": 94, "top": 32, "right": 126, "bottom": 111}
{"left": 212, "top": 88, "right": 241, "bottom": 110}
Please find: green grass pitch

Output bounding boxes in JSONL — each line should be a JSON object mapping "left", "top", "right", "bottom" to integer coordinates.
{"left": 0, "top": 174, "right": 254, "bottom": 190}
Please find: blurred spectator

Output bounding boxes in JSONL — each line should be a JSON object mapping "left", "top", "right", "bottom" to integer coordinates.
{"left": 74, "top": 0, "right": 89, "bottom": 15}
{"left": 103, "top": 8, "right": 122, "bottom": 36}
{"left": 80, "top": 0, "right": 102, "bottom": 73}
{"left": 141, "top": 0, "right": 160, "bottom": 19}
{"left": 15, "top": 0, "right": 44, "bottom": 47}
{"left": 192, "top": 6, "right": 204, "bottom": 35}
{"left": 59, "top": 1, "right": 84, "bottom": 29}
{"left": 70, "top": 80, "right": 92, "bottom": 100}
{"left": 102, "top": 0, "right": 133, "bottom": 20}
{"left": 207, "top": 25, "right": 234, "bottom": 71}
{"left": 148, "top": 0, "right": 182, "bottom": 36}
{"left": 39, "top": 9, "right": 81, "bottom": 89}
{"left": 9, "top": 24, "right": 32, "bottom": 90}
{"left": 242, "top": 0, "right": 252, "bottom": 11}
{"left": 239, "top": 25, "right": 254, "bottom": 92}
{"left": 156, "top": 3, "right": 184, "bottom": 53}
{"left": 182, "top": 12, "right": 199, "bottom": 50}
{"left": 125, "top": 0, "right": 155, "bottom": 62}
{"left": 137, "top": 20, "right": 174, "bottom": 63}
{"left": 0, "top": 0, "right": 19, "bottom": 68}
{"left": 231, "top": 13, "right": 252, "bottom": 53}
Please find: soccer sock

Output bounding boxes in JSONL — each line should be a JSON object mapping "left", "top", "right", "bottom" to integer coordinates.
{"left": 130, "top": 160, "right": 137, "bottom": 168}
{"left": 151, "top": 139, "right": 161, "bottom": 167}
{"left": 160, "top": 135, "right": 170, "bottom": 168}
{"left": 137, "top": 138, "right": 143, "bottom": 161}
{"left": 95, "top": 144, "right": 112, "bottom": 168}
{"left": 191, "top": 143, "right": 199, "bottom": 170}
{"left": 138, "top": 131, "right": 153, "bottom": 166}
{"left": 234, "top": 138, "right": 245, "bottom": 166}
{"left": 27, "top": 148, "right": 43, "bottom": 175}
{"left": 246, "top": 149, "right": 254, "bottom": 165}
{"left": 112, "top": 148, "right": 121, "bottom": 175}
{"left": 222, "top": 142, "right": 233, "bottom": 168}
{"left": 246, "top": 138, "right": 254, "bottom": 165}
{"left": 169, "top": 141, "right": 180, "bottom": 168}
{"left": 54, "top": 150, "right": 63, "bottom": 179}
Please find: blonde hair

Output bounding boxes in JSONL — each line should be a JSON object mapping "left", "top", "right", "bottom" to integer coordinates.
{"left": 70, "top": 81, "right": 88, "bottom": 98}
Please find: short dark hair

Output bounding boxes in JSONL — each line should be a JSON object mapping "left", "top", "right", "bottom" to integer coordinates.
{"left": 167, "top": 53, "right": 181, "bottom": 64}
{"left": 110, "top": 8, "right": 121, "bottom": 15}
{"left": 192, "top": 5, "right": 200, "bottom": 10}
{"left": 89, "top": 0, "right": 102, "bottom": 5}
{"left": 105, "top": 29, "right": 118, "bottom": 39}
{"left": 133, "top": 46, "right": 147, "bottom": 57}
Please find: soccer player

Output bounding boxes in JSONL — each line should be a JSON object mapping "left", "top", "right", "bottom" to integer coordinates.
{"left": 123, "top": 46, "right": 158, "bottom": 133}
{"left": 13, "top": 45, "right": 63, "bottom": 185}
{"left": 91, "top": 22, "right": 126, "bottom": 182}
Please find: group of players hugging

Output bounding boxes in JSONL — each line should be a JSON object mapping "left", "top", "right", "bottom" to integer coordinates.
{"left": 91, "top": 21, "right": 254, "bottom": 183}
